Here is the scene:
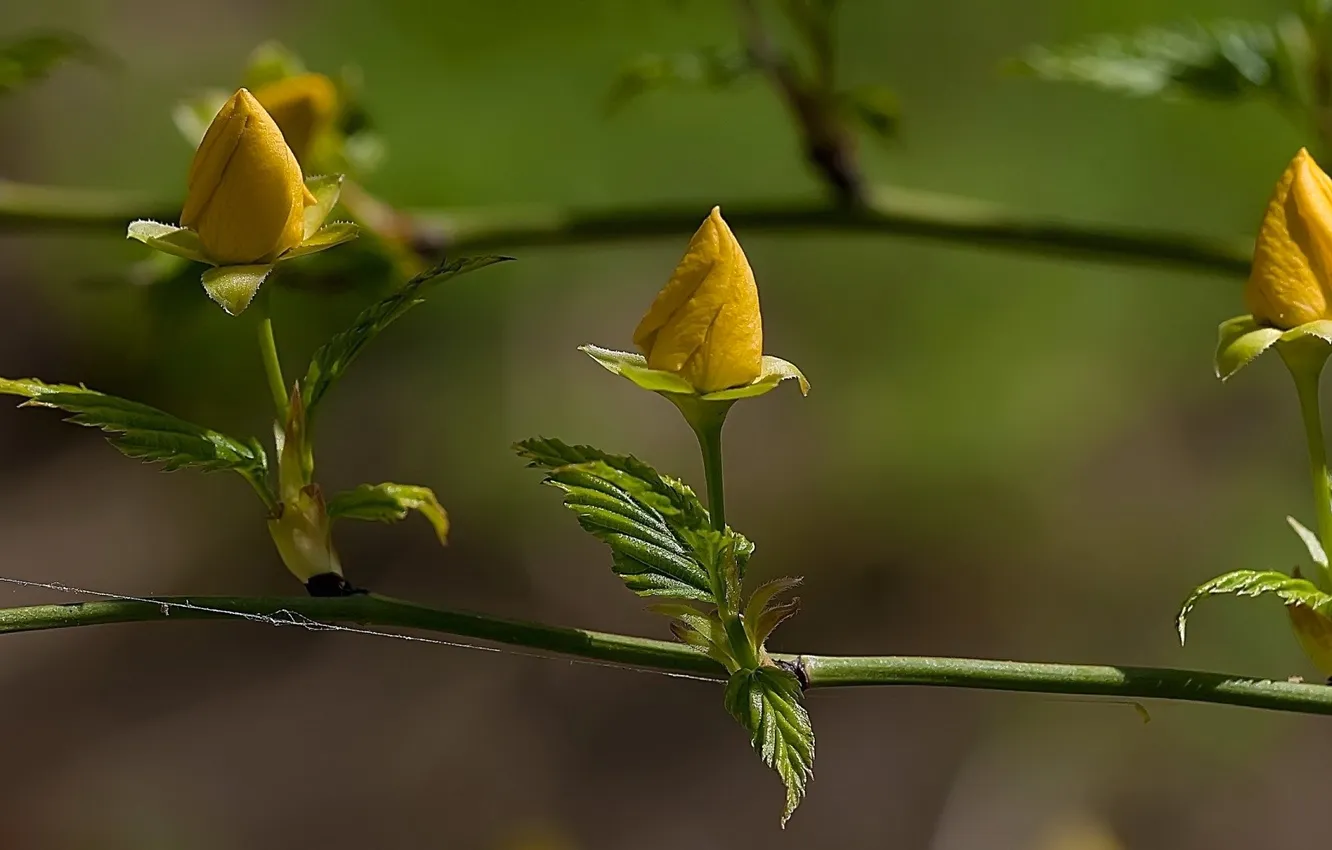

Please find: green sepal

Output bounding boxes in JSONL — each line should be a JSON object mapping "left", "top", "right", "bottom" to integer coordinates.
{"left": 1215, "top": 315, "right": 1281, "bottom": 380}
{"left": 1288, "top": 516, "right": 1329, "bottom": 570}
{"left": 1177, "top": 569, "right": 1332, "bottom": 644}
{"left": 723, "top": 666, "right": 815, "bottom": 827}
{"left": 326, "top": 482, "right": 450, "bottom": 546}
{"left": 201, "top": 264, "right": 274, "bottom": 316}
{"left": 1214, "top": 315, "right": 1332, "bottom": 380}
{"left": 126, "top": 220, "right": 209, "bottom": 265}
{"left": 303, "top": 255, "right": 512, "bottom": 415}
{"left": 301, "top": 174, "right": 344, "bottom": 240}
{"left": 580, "top": 345, "right": 809, "bottom": 400}
{"left": 284, "top": 222, "right": 360, "bottom": 260}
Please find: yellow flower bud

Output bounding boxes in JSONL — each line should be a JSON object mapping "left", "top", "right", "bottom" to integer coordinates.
{"left": 1288, "top": 602, "right": 1332, "bottom": 677}
{"left": 253, "top": 73, "right": 339, "bottom": 167}
{"left": 1245, "top": 148, "right": 1332, "bottom": 329}
{"left": 180, "top": 88, "right": 317, "bottom": 266}
{"left": 633, "top": 207, "right": 763, "bottom": 393}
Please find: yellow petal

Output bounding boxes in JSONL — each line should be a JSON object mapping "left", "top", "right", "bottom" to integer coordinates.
{"left": 1288, "top": 603, "right": 1332, "bottom": 677}
{"left": 253, "top": 73, "right": 339, "bottom": 167}
{"left": 1245, "top": 148, "right": 1332, "bottom": 328}
{"left": 633, "top": 207, "right": 763, "bottom": 393}
{"left": 180, "top": 89, "right": 316, "bottom": 265}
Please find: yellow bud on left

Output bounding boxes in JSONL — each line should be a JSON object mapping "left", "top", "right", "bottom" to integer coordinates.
{"left": 1246, "top": 148, "right": 1332, "bottom": 329}
{"left": 181, "top": 88, "right": 317, "bottom": 266}
{"left": 254, "top": 73, "right": 339, "bottom": 167}
{"left": 633, "top": 207, "right": 763, "bottom": 393}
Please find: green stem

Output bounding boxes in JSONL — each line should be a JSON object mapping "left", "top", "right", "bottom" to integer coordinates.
{"left": 0, "top": 181, "right": 1252, "bottom": 277}
{"left": 1286, "top": 349, "right": 1332, "bottom": 591}
{"left": 697, "top": 422, "right": 728, "bottom": 532}
{"left": 256, "top": 304, "right": 289, "bottom": 420}
{"left": 0, "top": 594, "right": 1330, "bottom": 714}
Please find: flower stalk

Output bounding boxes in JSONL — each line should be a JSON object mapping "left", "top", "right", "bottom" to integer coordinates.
{"left": 1282, "top": 343, "right": 1332, "bottom": 591}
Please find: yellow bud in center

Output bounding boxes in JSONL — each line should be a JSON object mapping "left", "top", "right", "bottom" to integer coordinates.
{"left": 1246, "top": 148, "right": 1332, "bottom": 329}
{"left": 633, "top": 207, "right": 763, "bottom": 393}
{"left": 253, "top": 73, "right": 339, "bottom": 167}
{"left": 181, "top": 88, "right": 317, "bottom": 266}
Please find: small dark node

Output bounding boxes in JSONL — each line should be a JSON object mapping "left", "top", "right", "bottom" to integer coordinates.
{"left": 305, "top": 573, "right": 368, "bottom": 598}
{"left": 776, "top": 657, "right": 810, "bottom": 691}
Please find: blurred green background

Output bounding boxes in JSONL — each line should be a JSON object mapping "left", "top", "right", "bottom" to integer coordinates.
{"left": 0, "top": 0, "right": 1323, "bottom": 847}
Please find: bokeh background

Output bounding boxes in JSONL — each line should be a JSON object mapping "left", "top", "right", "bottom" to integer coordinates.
{"left": 0, "top": 0, "right": 1322, "bottom": 847}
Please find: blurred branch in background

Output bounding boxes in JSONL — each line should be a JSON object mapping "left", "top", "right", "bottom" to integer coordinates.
{"left": 0, "top": 179, "right": 1251, "bottom": 277}
{"left": 1, "top": 591, "right": 1330, "bottom": 716}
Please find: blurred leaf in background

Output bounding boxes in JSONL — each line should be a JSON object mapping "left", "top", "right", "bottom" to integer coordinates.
{"left": 0, "top": 30, "right": 111, "bottom": 96}
{"left": 1011, "top": 19, "right": 1302, "bottom": 105}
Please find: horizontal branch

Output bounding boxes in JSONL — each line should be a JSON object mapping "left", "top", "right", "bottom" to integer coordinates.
{"left": 0, "top": 179, "right": 1252, "bottom": 277}
{"left": 1, "top": 593, "right": 1328, "bottom": 715}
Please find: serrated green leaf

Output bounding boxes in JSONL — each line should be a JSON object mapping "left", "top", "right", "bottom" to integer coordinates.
{"left": 303, "top": 256, "right": 512, "bottom": 414}
{"left": 326, "top": 482, "right": 449, "bottom": 545}
{"left": 201, "top": 264, "right": 273, "bottom": 316}
{"left": 1288, "top": 516, "right": 1329, "bottom": 570}
{"left": 517, "top": 438, "right": 720, "bottom": 601}
{"left": 1014, "top": 20, "right": 1298, "bottom": 103}
{"left": 1178, "top": 569, "right": 1332, "bottom": 643}
{"left": 0, "top": 31, "right": 110, "bottom": 95}
{"left": 724, "top": 666, "right": 814, "bottom": 826}
{"left": 516, "top": 437, "right": 711, "bottom": 531}
{"left": 606, "top": 48, "right": 754, "bottom": 113}
{"left": 0, "top": 377, "right": 270, "bottom": 496}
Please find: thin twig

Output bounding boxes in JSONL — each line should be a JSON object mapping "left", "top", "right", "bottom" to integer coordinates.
{"left": 0, "top": 180, "right": 1251, "bottom": 277}
{"left": 734, "top": 0, "right": 865, "bottom": 205}
{"left": 0, "top": 594, "right": 1328, "bottom": 715}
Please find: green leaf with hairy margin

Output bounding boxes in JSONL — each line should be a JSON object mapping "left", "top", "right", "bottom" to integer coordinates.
{"left": 1013, "top": 20, "right": 1298, "bottom": 103}
{"left": 724, "top": 666, "right": 815, "bottom": 826}
{"left": 1178, "top": 569, "right": 1332, "bottom": 643}
{"left": 517, "top": 438, "right": 716, "bottom": 600}
{"left": 515, "top": 437, "right": 711, "bottom": 533}
{"left": 0, "top": 31, "right": 110, "bottom": 95}
{"left": 0, "top": 377, "right": 269, "bottom": 491}
{"left": 516, "top": 438, "right": 757, "bottom": 598}
{"left": 303, "top": 256, "right": 512, "bottom": 414}
{"left": 326, "top": 482, "right": 449, "bottom": 545}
